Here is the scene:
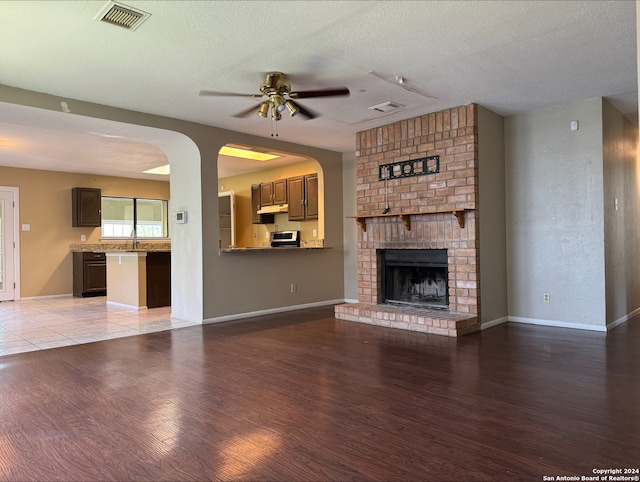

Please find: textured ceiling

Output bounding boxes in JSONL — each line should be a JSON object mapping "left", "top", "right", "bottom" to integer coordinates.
{"left": 0, "top": 0, "right": 636, "bottom": 180}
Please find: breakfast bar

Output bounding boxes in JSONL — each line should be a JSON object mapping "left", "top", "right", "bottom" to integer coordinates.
{"left": 69, "top": 243, "right": 171, "bottom": 309}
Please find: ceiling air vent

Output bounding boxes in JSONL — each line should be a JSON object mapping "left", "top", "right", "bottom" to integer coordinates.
{"left": 95, "top": 1, "right": 151, "bottom": 31}
{"left": 368, "top": 101, "right": 404, "bottom": 113}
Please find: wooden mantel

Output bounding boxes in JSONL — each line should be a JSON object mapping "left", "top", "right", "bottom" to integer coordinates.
{"left": 347, "top": 209, "right": 470, "bottom": 232}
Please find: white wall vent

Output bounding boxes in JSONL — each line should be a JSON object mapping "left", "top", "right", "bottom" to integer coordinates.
{"left": 368, "top": 101, "right": 404, "bottom": 113}
{"left": 95, "top": 1, "right": 151, "bottom": 31}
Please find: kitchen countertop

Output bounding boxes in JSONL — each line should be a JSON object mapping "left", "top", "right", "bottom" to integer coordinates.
{"left": 220, "top": 246, "right": 331, "bottom": 253}
{"left": 220, "top": 238, "right": 328, "bottom": 253}
{"left": 69, "top": 242, "right": 171, "bottom": 253}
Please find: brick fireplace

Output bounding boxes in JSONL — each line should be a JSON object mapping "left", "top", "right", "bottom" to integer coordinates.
{"left": 335, "top": 104, "right": 481, "bottom": 337}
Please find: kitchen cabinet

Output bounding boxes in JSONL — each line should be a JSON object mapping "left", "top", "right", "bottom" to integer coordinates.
{"left": 218, "top": 191, "right": 236, "bottom": 249}
{"left": 259, "top": 179, "right": 287, "bottom": 206}
{"left": 72, "top": 187, "right": 101, "bottom": 227}
{"left": 251, "top": 184, "right": 275, "bottom": 224}
{"left": 260, "top": 182, "right": 274, "bottom": 206}
{"left": 288, "top": 174, "right": 318, "bottom": 221}
{"left": 146, "top": 252, "right": 171, "bottom": 308}
{"left": 73, "top": 252, "right": 106, "bottom": 297}
{"left": 305, "top": 174, "right": 318, "bottom": 219}
{"left": 273, "top": 179, "right": 288, "bottom": 204}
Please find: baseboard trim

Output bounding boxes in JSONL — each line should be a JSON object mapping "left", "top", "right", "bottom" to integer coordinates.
{"left": 18, "top": 294, "right": 73, "bottom": 301}
{"left": 607, "top": 307, "right": 640, "bottom": 331}
{"left": 481, "top": 316, "right": 509, "bottom": 330}
{"left": 106, "top": 301, "right": 148, "bottom": 311}
{"left": 204, "top": 299, "right": 345, "bottom": 325}
{"left": 509, "top": 316, "right": 607, "bottom": 332}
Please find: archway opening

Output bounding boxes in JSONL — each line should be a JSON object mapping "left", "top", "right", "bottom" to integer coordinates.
{"left": 216, "top": 143, "right": 324, "bottom": 249}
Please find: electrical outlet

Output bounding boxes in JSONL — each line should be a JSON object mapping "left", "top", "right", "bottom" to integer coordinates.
{"left": 543, "top": 292, "right": 550, "bottom": 303}
{"left": 290, "top": 283, "right": 297, "bottom": 293}
{"left": 312, "top": 229, "right": 317, "bottom": 237}
{"left": 80, "top": 234, "right": 86, "bottom": 241}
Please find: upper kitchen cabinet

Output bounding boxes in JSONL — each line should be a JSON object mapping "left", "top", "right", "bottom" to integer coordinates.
{"left": 259, "top": 179, "right": 287, "bottom": 206}
{"left": 273, "top": 179, "right": 288, "bottom": 205}
{"left": 305, "top": 174, "right": 318, "bottom": 220}
{"left": 251, "top": 184, "right": 275, "bottom": 224}
{"left": 288, "top": 174, "right": 318, "bottom": 221}
{"left": 72, "top": 187, "right": 101, "bottom": 227}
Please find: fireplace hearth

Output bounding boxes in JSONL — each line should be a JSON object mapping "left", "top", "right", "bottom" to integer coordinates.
{"left": 382, "top": 249, "right": 448, "bottom": 310}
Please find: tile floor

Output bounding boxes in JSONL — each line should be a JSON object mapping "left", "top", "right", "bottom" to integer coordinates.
{"left": 0, "top": 296, "right": 199, "bottom": 357}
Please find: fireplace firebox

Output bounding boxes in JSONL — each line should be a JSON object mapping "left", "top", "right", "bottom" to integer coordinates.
{"left": 381, "top": 249, "right": 449, "bottom": 310}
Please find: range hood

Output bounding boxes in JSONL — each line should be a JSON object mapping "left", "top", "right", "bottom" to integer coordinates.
{"left": 257, "top": 204, "right": 288, "bottom": 214}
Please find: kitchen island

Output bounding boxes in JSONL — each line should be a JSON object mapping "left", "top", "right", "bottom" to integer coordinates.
{"left": 69, "top": 243, "right": 171, "bottom": 309}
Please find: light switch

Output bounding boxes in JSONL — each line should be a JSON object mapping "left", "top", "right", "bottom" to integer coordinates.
{"left": 570, "top": 120, "right": 579, "bottom": 131}
{"left": 21, "top": 224, "right": 30, "bottom": 231}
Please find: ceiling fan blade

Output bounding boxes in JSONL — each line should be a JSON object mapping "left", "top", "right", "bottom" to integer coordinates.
{"left": 199, "top": 90, "right": 258, "bottom": 98}
{"left": 232, "top": 103, "right": 262, "bottom": 118}
{"left": 289, "top": 87, "right": 350, "bottom": 99}
{"left": 293, "top": 102, "right": 319, "bottom": 120}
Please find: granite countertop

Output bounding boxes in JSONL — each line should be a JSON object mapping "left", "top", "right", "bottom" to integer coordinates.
{"left": 219, "top": 239, "right": 327, "bottom": 253}
{"left": 221, "top": 246, "right": 330, "bottom": 252}
{"left": 69, "top": 242, "right": 171, "bottom": 253}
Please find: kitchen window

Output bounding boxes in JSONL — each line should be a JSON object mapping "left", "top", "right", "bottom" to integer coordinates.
{"left": 101, "top": 197, "right": 169, "bottom": 239}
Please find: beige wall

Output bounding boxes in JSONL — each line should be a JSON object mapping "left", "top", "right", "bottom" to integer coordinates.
{"left": 477, "top": 106, "right": 507, "bottom": 326}
{"left": 505, "top": 98, "right": 607, "bottom": 329}
{"left": 218, "top": 160, "right": 319, "bottom": 247}
{"left": 0, "top": 165, "right": 169, "bottom": 297}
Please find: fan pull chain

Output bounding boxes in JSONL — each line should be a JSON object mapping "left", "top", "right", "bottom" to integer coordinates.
{"left": 271, "top": 117, "right": 279, "bottom": 137}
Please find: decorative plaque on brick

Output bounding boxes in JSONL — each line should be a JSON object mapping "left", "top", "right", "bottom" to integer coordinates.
{"left": 378, "top": 155, "right": 440, "bottom": 180}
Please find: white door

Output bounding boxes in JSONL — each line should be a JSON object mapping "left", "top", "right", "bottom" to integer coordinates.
{"left": 0, "top": 189, "right": 16, "bottom": 301}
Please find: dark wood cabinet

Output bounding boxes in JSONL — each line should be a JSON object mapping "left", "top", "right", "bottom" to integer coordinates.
{"left": 73, "top": 252, "right": 106, "bottom": 297}
{"left": 260, "top": 182, "right": 274, "bottom": 206}
{"left": 305, "top": 174, "right": 318, "bottom": 220}
{"left": 287, "top": 176, "right": 305, "bottom": 221}
{"left": 273, "top": 179, "right": 288, "bottom": 204}
{"left": 251, "top": 184, "right": 274, "bottom": 224}
{"left": 72, "top": 188, "right": 101, "bottom": 227}
{"left": 288, "top": 174, "right": 318, "bottom": 221}
{"left": 146, "top": 252, "right": 171, "bottom": 308}
{"left": 259, "top": 179, "right": 287, "bottom": 207}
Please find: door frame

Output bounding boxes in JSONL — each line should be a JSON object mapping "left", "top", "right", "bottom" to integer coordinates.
{"left": 0, "top": 186, "right": 20, "bottom": 301}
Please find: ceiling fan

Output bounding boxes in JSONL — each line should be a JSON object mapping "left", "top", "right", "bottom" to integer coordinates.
{"left": 199, "top": 72, "right": 350, "bottom": 121}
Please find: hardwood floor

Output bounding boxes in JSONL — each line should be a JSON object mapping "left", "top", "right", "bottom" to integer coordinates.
{"left": 0, "top": 305, "right": 637, "bottom": 481}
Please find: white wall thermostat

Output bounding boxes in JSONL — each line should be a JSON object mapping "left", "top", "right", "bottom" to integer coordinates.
{"left": 175, "top": 210, "right": 187, "bottom": 224}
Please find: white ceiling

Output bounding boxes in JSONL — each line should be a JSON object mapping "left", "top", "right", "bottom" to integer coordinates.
{"left": 0, "top": 0, "right": 637, "bottom": 180}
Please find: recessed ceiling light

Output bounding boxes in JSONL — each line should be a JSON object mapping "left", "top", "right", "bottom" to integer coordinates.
{"left": 368, "top": 101, "right": 404, "bottom": 113}
{"left": 219, "top": 146, "right": 280, "bottom": 162}
{"left": 143, "top": 164, "right": 170, "bottom": 175}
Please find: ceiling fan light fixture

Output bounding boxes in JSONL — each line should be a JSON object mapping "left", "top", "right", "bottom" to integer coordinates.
{"left": 258, "top": 102, "right": 270, "bottom": 118}
{"left": 285, "top": 100, "right": 299, "bottom": 116}
{"left": 271, "top": 95, "right": 286, "bottom": 113}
